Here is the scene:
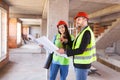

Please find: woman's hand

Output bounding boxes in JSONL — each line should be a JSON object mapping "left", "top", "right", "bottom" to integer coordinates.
{"left": 60, "top": 37, "right": 68, "bottom": 43}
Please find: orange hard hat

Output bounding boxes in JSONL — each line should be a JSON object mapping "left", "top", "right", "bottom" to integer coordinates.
{"left": 74, "top": 12, "right": 88, "bottom": 20}
{"left": 57, "top": 20, "right": 67, "bottom": 28}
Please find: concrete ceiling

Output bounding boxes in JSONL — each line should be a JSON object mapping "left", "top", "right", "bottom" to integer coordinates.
{"left": 4, "top": 0, "right": 120, "bottom": 25}
{"left": 5, "top": 0, "right": 44, "bottom": 15}
{"left": 19, "top": 18, "right": 42, "bottom": 25}
{"left": 69, "top": 0, "right": 115, "bottom": 17}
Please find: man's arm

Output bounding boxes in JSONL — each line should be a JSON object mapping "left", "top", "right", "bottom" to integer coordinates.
{"left": 66, "top": 30, "right": 91, "bottom": 56}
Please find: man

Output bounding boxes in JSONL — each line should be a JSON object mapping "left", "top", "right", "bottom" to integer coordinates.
{"left": 57, "top": 12, "right": 97, "bottom": 80}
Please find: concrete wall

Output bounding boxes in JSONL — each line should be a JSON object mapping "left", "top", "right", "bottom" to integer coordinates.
{"left": 0, "top": 1, "right": 9, "bottom": 69}
{"left": 115, "top": 40, "right": 120, "bottom": 55}
{"left": 29, "top": 26, "right": 41, "bottom": 38}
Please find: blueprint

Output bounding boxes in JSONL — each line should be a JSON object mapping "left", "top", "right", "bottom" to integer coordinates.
{"left": 35, "top": 36, "right": 68, "bottom": 58}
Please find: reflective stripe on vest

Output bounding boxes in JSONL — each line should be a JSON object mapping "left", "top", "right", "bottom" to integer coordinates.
{"left": 85, "top": 45, "right": 95, "bottom": 51}
{"left": 74, "top": 53, "right": 96, "bottom": 60}
{"left": 73, "top": 26, "right": 97, "bottom": 64}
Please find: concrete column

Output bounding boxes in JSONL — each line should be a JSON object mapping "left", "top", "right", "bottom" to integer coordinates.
{"left": 46, "top": 0, "right": 69, "bottom": 80}
{"left": 41, "top": 19, "right": 47, "bottom": 54}
{"left": 41, "top": 19, "right": 47, "bottom": 36}
{"left": 47, "top": 0, "right": 69, "bottom": 40}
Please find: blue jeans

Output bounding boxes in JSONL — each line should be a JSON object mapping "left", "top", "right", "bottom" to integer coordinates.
{"left": 75, "top": 68, "right": 89, "bottom": 80}
{"left": 49, "top": 63, "right": 69, "bottom": 80}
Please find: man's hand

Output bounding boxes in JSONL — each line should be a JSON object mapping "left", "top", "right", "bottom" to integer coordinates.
{"left": 57, "top": 48, "right": 65, "bottom": 54}
{"left": 39, "top": 44, "right": 44, "bottom": 48}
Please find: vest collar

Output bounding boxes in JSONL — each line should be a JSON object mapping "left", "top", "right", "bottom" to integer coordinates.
{"left": 80, "top": 26, "right": 88, "bottom": 32}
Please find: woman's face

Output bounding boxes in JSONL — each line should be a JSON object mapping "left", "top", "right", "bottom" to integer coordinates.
{"left": 58, "top": 24, "right": 65, "bottom": 34}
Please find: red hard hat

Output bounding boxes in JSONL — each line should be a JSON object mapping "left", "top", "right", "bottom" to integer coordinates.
{"left": 74, "top": 12, "right": 88, "bottom": 20}
{"left": 57, "top": 20, "right": 67, "bottom": 28}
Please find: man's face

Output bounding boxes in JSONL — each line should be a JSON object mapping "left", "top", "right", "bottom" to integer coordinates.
{"left": 75, "top": 17, "right": 85, "bottom": 28}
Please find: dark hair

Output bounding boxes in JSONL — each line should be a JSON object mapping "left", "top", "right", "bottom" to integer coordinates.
{"left": 58, "top": 25, "right": 72, "bottom": 49}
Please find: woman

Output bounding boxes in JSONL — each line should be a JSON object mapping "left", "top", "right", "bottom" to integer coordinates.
{"left": 50, "top": 20, "right": 74, "bottom": 80}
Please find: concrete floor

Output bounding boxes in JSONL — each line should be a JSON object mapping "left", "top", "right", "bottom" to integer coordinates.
{"left": 0, "top": 44, "right": 120, "bottom": 80}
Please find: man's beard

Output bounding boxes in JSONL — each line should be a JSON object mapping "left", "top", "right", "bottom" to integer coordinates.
{"left": 76, "top": 24, "right": 81, "bottom": 29}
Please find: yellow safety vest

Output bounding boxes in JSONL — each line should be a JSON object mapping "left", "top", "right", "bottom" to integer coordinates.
{"left": 53, "top": 34, "right": 74, "bottom": 65}
{"left": 72, "top": 26, "right": 97, "bottom": 64}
